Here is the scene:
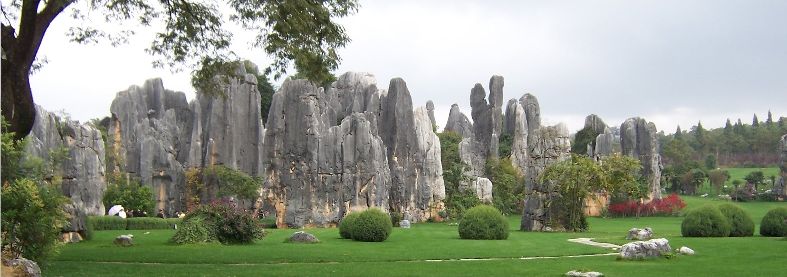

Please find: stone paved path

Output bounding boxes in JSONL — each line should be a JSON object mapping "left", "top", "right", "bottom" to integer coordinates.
{"left": 567, "top": 238, "right": 621, "bottom": 250}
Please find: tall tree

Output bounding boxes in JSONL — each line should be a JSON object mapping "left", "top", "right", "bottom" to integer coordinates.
{"left": 766, "top": 110, "right": 773, "bottom": 126}
{"left": 674, "top": 125, "right": 683, "bottom": 140}
{"left": 724, "top": 119, "right": 733, "bottom": 134}
{"left": 1, "top": 0, "right": 358, "bottom": 139}
{"left": 752, "top": 114, "right": 760, "bottom": 127}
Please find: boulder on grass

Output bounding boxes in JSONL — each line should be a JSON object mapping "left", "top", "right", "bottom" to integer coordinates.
{"left": 619, "top": 238, "right": 671, "bottom": 259}
{"left": 678, "top": 246, "right": 695, "bottom": 255}
{"left": 566, "top": 270, "right": 604, "bottom": 277}
{"left": 287, "top": 231, "right": 320, "bottom": 243}
{"left": 3, "top": 257, "right": 42, "bottom": 277}
{"left": 399, "top": 220, "right": 411, "bottom": 228}
{"left": 114, "top": 234, "right": 134, "bottom": 247}
{"left": 625, "top": 227, "right": 653, "bottom": 240}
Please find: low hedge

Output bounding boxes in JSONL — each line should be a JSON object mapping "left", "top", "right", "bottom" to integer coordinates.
{"left": 760, "top": 207, "right": 787, "bottom": 237}
{"left": 88, "top": 216, "right": 182, "bottom": 230}
{"left": 89, "top": 216, "right": 127, "bottom": 230}
{"left": 681, "top": 205, "right": 731, "bottom": 237}
{"left": 718, "top": 204, "right": 754, "bottom": 237}
{"left": 127, "top": 217, "right": 179, "bottom": 230}
{"left": 458, "top": 205, "right": 509, "bottom": 240}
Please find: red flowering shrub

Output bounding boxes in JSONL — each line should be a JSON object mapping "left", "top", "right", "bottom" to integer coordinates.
{"left": 608, "top": 193, "right": 686, "bottom": 217}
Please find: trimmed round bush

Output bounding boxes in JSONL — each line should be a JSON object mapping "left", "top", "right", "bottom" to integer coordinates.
{"left": 458, "top": 205, "right": 509, "bottom": 240}
{"left": 171, "top": 200, "right": 265, "bottom": 244}
{"left": 348, "top": 208, "right": 392, "bottom": 242}
{"left": 681, "top": 205, "right": 731, "bottom": 237}
{"left": 171, "top": 216, "right": 215, "bottom": 244}
{"left": 759, "top": 207, "right": 787, "bottom": 237}
{"left": 718, "top": 203, "right": 754, "bottom": 237}
{"left": 339, "top": 212, "right": 360, "bottom": 239}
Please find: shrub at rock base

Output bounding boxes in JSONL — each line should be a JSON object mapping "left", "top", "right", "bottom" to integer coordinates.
{"left": 718, "top": 204, "right": 754, "bottom": 237}
{"left": 458, "top": 205, "right": 509, "bottom": 240}
{"left": 171, "top": 200, "right": 265, "bottom": 244}
{"left": 348, "top": 209, "right": 392, "bottom": 242}
{"left": 681, "top": 205, "right": 731, "bottom": 237}
{"left": 759, "top": 207, "right": 787, "bottom": 237}
{"left": 339, "top": 212, "right": 360, "bottom": 239}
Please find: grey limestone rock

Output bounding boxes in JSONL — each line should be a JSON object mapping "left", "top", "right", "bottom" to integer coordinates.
{"left": 521, "top": 122, "right": 572, "bottom": 231}
{"left": 620, "top": 117, "right": 663, "bottom": 199}
{"left": 584, "top": 114, "right": 608, "bottom": 135}
{"left": 426, "top": 100, "right": 436, "bottom": 129}
{"left": 263, "top": 79, "right": 391, "bottom": 227}
{"left": 109, "top": 78, "right": 193, "bottom": 214}
{"left": 678, "top": 246, "right": 695, "bottom": 255}
{"left": 776, "top": 134, "right": 787, "bottom": 197}
{"left": 4, "top": 257, "right": 42, "bottom": 277}
{"left": 444, "top": 104, "right": 474, "bottom": 139}
{"left": 262, "top": 74, "right": 445, "bottom": 227}
{"left": 626, "top": 227, "right": 654, "bottom": 240}
{"left": 519, "top": 93, "right": 541, "bottom": 146}
{"left": 381, "top": 78, "right": 445, "bottom": 222}
{"left": 287, "top": 231, "right": 320, "bottom": 243}
{"left": 566, "top": 271, "right": 604, "bottom": 277}
{"left": 399, "top": 219, "right": 411, "bottom": 228}
{"left": 26, "top": 105, "right": 106, "bottom": 234}
{"left": 472, "top": 177, "right": 493, "bottom": 203}
{"left": 504, "top": 99, "right": 528, "bottom": 174}
{"left": 619, "top": 238, "right": 671, "bottom": 259}
{"left": 109, "top": 69, "right": 266, "bottom": 215}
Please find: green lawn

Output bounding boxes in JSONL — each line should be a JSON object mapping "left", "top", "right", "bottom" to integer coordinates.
{"left": 43, "top": 197, "right": 787, "bottom": 277}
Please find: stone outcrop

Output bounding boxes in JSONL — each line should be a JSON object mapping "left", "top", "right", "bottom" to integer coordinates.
{"left": 620, "top": 117, "right": 663, "bottom": 199}
{"left": 262, "top": 73, "right": 444, "bottom": 227}
{"left": 776, "top": 134, "right": 787, "bottom": 197}
{"left": 521, "top": 123, "right": 572, "bottom": 231}
{"left": 619, "top": 238, "right": 672, "bottom": 259}
{"left": 444, "top": 104, "right": 474, "bottom": 139}
{"left": 426, "top": 100, "right": 436, "bottom": 129}
{"left": 380, "top": 78, "right": 445, "bottom": 221}
{"left": 26, "top": 105, "right": 106, "bottom": 234}
{"left": 108, "top": 65, "right": 265, "bottom": 214}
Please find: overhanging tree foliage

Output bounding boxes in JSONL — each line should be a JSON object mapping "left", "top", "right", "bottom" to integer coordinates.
{"left": 1, "top": 0, "right": 358, "bottom": 139}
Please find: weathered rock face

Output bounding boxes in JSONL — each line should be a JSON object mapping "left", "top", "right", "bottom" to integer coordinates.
{"left": 380, "top": 78, "right": 445, "bottom": 221}
{"left": 444, "top": 104, "right": 474, "bottom": 139}
{"left": 505, "top": 100, "right": 528, "bottom": 174}
{"left": 776, "top": 134, "right": 787, "bottom": 197}
{"left": 519, "top": 93, "right": 541, "bottom": 145}
{"left": 109, "top": 78, "right": 194, "bottom": 214}
{"left": 584, "top": 114, "right": 608, "bottom": 135}
{"left": 473, "top": 177, "right": 493, "bottom": 203}
{"left": 26, "top": 105, "right": 106, "bottom": 233}
{"left": 109, "top": 68, "right": 265, "bottom": 214}
{"left": 470, "top": 84, "right": 496, "bottom": 159}
{"left": 581, "top": 114, "right": 614, "bottom": 160}
{"left": 620, "top": 117, "right": 663, "bottom": 199}
{"left": 191, "top": 69, "right": 265, "bottom": 176}
{"left": 262, "top": 73, "right": 444, "bottom": 227}
{"left": 619, "top": 238, "right": 671, "bottom": 260}
{"left": 520, "top": 123, "right": 572, "bottom": 231}
{"left": 426, "top": 100, "right": 436, "bottom": 129}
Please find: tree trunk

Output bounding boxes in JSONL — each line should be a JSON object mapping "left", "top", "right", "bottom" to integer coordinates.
{"left": 1, "top": 59, "right": 36, "bottom": 140}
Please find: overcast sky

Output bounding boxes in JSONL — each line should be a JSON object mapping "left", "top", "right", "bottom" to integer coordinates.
{"left": 29, "top": 0, "right": 787, "bottom": 133}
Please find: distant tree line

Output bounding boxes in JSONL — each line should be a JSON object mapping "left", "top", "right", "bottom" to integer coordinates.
{"left": 660, "top": 111, "right": 786, "bottom": 169}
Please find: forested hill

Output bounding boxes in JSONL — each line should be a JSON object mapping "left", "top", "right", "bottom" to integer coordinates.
{"left": 659, "top": 112, "right": 786, "bottom": 169}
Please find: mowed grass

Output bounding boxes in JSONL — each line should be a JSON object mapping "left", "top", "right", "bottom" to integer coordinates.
{"left": 44, "top": 197, "right": 787, "bottom": 277}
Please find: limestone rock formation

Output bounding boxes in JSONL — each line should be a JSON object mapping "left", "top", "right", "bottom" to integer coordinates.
{"left": 504, "top": 100, "right": 528, "bottom": 173}
{"left": 620, "top": 117, "right": 663, "bottom": 199}
{"left": 776, "top": 134, "right": 787, "bottom": 197}
{"left": 426, "top": 100, "right": 436, "bottom": 129}
{"left": 26, "top": 105, "right": 106, "bottom": 233}
{"left": 380, "top": 78, "right": 445, "bottom": 221}
{"left": 262, "top": 73, "right": 445, "bottom": 227}
{"left": 520, "top": 123, "right": 572, "bottom": 231}
{"left": 444, "top": 104, "right": 474, "bottom": 139}
{"left": 619, "top": 238, "right": 672, "bottom": 260}
{"left": 473, "top": 177, "right": 493, "bottom": 203}
{"left": 109, "top": 78, "right": 195, "bottom": 214}
{"left": 584, "top": 114, "right": 608, "bottom": 134}
{"left": 109, "top": 66, "right": 265, "bottom": 214}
